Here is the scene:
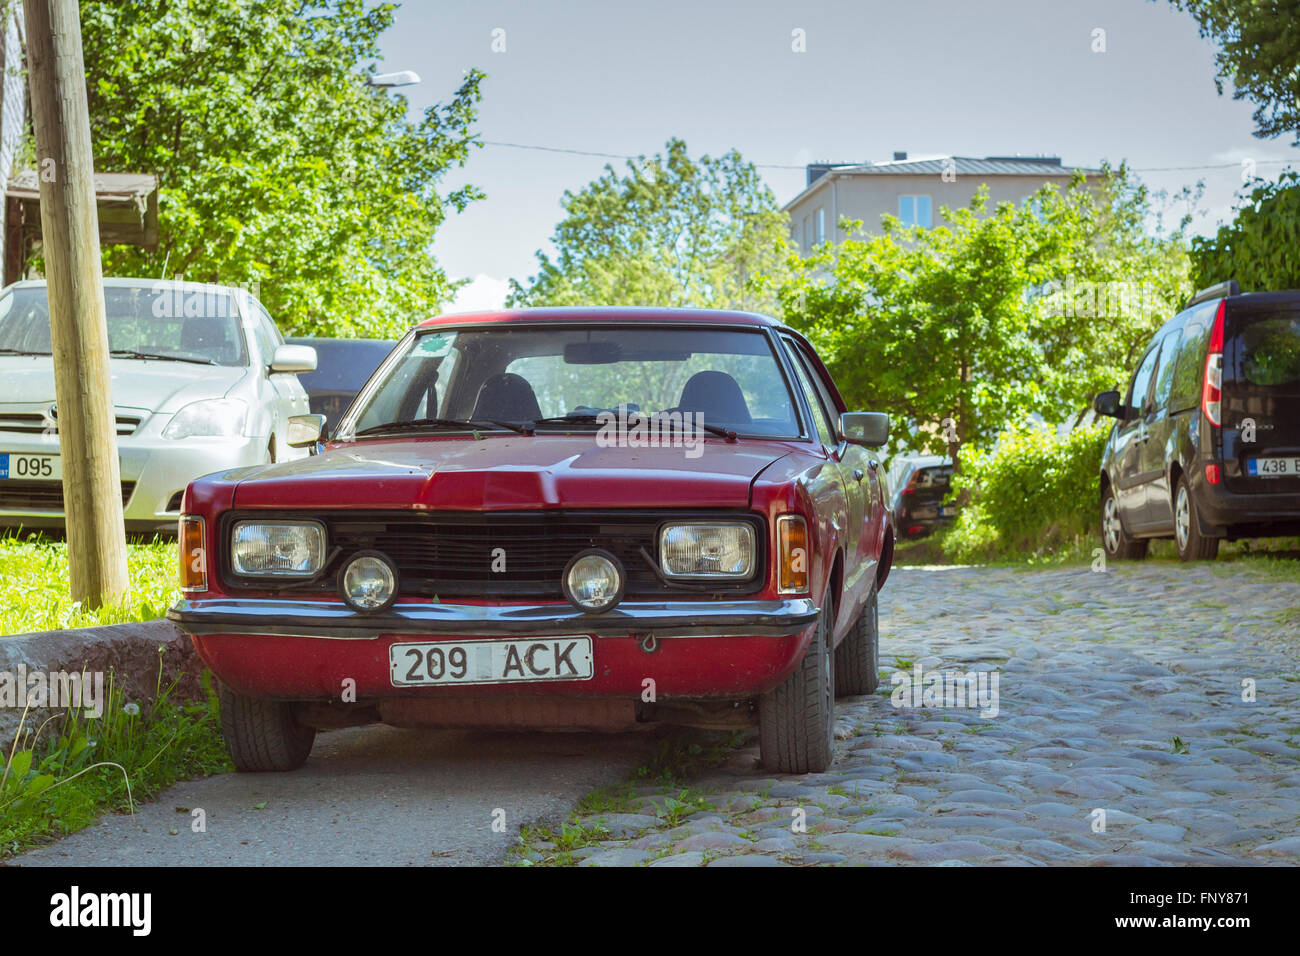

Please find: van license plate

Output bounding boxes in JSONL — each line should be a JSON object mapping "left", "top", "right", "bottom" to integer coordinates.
{"left": 1247, "top": 457, "right": 1300, "bottom": 477}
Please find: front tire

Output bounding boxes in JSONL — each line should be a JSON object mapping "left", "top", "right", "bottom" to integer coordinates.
{"left": 835, "top": 587, "right": 879, "bottom": 697}
{"left": 218, "top": 682, "right": 315, "bottom": 772}
{"left": 759, "top": 601, "right": 835, "bottom": 774}
{"left": 1173, "top": 475, "right": 1219, "bottom": 561}
{"left": 1101, "top": 483, "right": 1148, "bottom": 560}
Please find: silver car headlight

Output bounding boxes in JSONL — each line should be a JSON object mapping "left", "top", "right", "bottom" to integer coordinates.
{"left": 231, "top": 520, "right": 326, "bottom": 577}
{"left": 659, "top": 522, "right": 755, "bottom": 578}
{"left": 163, "top": 398, "right": 248, "bottom": 439}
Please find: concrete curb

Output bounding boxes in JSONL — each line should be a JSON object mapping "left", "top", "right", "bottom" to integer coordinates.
{"left": 0, "top": 619, "right": 205, "bottom": 748}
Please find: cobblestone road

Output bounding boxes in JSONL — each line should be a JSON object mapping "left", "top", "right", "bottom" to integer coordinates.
{"left": 542, "top": 563, "right": 1300, "bottom": 867}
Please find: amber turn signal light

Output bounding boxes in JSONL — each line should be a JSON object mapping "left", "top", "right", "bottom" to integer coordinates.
{"left": 777, "top": 514, "right": 809, "bottom": 594}
{"left": 179, "top": 515, "right": 207, "bottom": 592}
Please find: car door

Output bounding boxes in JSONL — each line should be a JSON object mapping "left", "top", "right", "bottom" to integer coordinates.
{"left": 780, "top": 335, "right": 872, "bottom": 619}
{"left": 1143, "top": 328, "right": 1183, "bottom": 529}
{"left": 251, "top": 302, "right": 309, "bottom": 459}
{"left": 1113, "top": 342, "right": 1162, "bottom": 530}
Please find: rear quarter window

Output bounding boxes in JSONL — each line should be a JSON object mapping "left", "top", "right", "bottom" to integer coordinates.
{"left": 1168, "top": 302, "right": 1218, "bottom": 411}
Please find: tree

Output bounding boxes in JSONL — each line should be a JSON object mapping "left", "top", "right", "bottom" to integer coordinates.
{"left": 73, "top": 0, "right": 483, "bottom": 337}
{"left": 777, "top": 166, "right": 1193, "bottom": 468}
{"left": 508, "top": 138, "right": 791, "bottom": 311}
{"left": 1191, "top": 171, "right": 1300, "bottom": 289}
{"left": 1165, "top": 0, "right": 1300, "bottom": 143}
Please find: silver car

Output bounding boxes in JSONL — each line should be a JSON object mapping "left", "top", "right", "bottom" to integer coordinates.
{"left": 0, "top": 277, "right": 316, "bottom": 534}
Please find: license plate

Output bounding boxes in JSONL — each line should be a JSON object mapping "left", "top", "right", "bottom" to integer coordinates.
{"left": 1247, "top": 457, "right": 1300, "bottom": 477}
{"left": 0, "top": 453, "right": 61, "bottom": 480}
{"left": 389, "top": 636, "right": 594, "bottom": 687}
{"left": 939, "top": 506, "right": 955, "bottom": 517}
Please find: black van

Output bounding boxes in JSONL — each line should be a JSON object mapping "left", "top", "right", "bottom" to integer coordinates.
{"left": 1094, "top": 280, "right": 1300, "bottom": 561}
{"left": 890, "top": 456, "right": 957, "bottom": 538}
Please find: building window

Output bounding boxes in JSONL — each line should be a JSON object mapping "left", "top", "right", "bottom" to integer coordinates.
{"left": 816, "top": 207, "right": 826, "bottom": 244}
{"left": 898, "top": 195, "right": 932, "bottom": 228}
{"left": 802, "top": 215, "right": 811, "bottom": 252}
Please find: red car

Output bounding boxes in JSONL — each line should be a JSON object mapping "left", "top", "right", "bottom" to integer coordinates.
{"left": 169, "top": 308, "right": 895, "bottom": 774}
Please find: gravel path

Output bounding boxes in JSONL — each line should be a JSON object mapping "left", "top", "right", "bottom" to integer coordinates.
{"left": 546, "top": 563, "right": 1300, "bottom": 867}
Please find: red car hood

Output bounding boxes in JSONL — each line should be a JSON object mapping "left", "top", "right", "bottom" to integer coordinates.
{"left": 231, "top": 435, "right": 794, "bottom": 510}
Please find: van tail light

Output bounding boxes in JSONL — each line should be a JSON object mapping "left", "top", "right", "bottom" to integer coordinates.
{"left": 1201, "top": 300, "right": 1225, "bottom": 427}
{"left": 1205, "top": 464, "right": 1221, "bottom": 485}
{"left": 777, "top": 515, "right": 809, "bottom": 594}
{"left": 179, "top": 515, "right": 208, "bottom": 592}
{"left": 901, "top": 473, "right": 917, "bottom": 495}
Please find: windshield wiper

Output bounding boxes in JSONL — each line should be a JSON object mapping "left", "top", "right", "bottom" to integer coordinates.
{"left": 529, "top": 412, "right": 737, "bottom": 440}
{"left": 0, "top": 347, "right": 49, "bottom": 356}
{"left": 110, "top": 349, "right": 216, "bottom": 365}
{"left": 354, "top": 417, "right": 532, "bottom": 438}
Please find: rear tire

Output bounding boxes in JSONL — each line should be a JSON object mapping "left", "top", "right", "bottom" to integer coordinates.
{"left": 1173, "top": 475, "right": 1219, "bottom": 561}
{"left": 1101, "top": 483, "right": 1148, "bottom": 560}
{"left": 218, "top": 682, "right": 315, "bottom": 772}
{"left": 759, "top": 601, "right": 835, "bottom": 774}
{"left": 835, "top": 587, "right": 879, "bottom": 697}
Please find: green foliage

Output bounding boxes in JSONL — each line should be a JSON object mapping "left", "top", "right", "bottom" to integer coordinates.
{"left": 75, "top": 0, "right": 483, "bottom": 337}
{"left": 779, "top": 164, "right": 1191, "bottom": 467}
{"left": 508, "top": 138, "right": 792, "bottom": 311}
{"left": 1, "top": 670, "right": 231, "bottom": 857}
{"left": 1165, "top": 0, "right": 1300, "bottom": 143}
{"left": 942, "top": 421, "right": 1111, "bottom": 562}
{"left": 1191, "top": 172, "right": 1300, "bottom": 291}
{"left": 0, "top": 532, "right": 176, "bottom": 636}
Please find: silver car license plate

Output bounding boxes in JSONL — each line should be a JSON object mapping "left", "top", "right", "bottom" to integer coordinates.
{"left": 0, "top": 453, "right": 61, "bottom": 480}
{"left": 390, "top": 636, "right": 594, "bottom": 687}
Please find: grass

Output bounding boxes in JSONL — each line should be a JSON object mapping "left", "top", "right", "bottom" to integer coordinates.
{"left": 0, "top": 667, "right": 232, "bottom": 858}
{"left": 0, "top": 530, "right": 177, "bottom": 636}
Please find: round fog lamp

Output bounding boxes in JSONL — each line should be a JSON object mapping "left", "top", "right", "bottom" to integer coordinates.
{"left": 563, "top": 549, "right": 624, "bottom": 613}
{"left": 339, "top": 551, "right": 398, "bottom": 612}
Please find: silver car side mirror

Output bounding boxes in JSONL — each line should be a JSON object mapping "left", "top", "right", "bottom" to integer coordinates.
{"left": 286, "top": 413, "right": 326, "bottom": 448}
{"left": 841, "top": 411, "right": 889, "bottom": 448}
{"left": 271, "top": 344, "right": 317, "bottom": 373}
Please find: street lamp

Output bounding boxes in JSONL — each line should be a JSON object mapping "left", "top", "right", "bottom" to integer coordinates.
{"left": 367, "top": 70, "right": 421, "bottom": 88}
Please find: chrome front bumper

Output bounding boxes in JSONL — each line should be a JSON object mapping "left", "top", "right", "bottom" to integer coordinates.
{"left": 168, "top": 596, "right": 820, "bottom": 639}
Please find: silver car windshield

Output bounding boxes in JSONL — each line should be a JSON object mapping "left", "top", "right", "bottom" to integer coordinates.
{"left": 342, "top": 325, "right": 802, "bottom": 439}
{"left": 0, "top": 285, "right": 249, "bottom": 367}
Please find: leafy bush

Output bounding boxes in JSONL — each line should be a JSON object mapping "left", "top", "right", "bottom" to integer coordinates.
{"left": 942, "top": 421, "right": 1110, "bottom": 562}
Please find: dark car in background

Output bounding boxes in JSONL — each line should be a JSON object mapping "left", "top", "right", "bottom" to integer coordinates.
{"left": 1095, "top": 280, "right": 1300, "bottom": 561}
{"left": 285, "top": 337, "right": 396, "bottom": 427}
{"left": 890, "top": 455, "right": 956, "bottom": 538}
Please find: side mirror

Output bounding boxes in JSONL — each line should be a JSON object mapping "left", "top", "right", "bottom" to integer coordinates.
{"left": 271, "top": 344, "right": 317, "bottom": 373}
{"left": 1093, "top": 390, "right": 1122, "bottom": 418}
{"left": 841, "top": 411, "right": 889, "bottom": 447}
{"left": 286, "top": 413, "right": 326, "bottom": 448}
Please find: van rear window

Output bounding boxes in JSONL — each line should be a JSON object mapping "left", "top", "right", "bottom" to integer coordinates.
{"left": 1237, "top": 314, "right": 1300, "bottom": 387}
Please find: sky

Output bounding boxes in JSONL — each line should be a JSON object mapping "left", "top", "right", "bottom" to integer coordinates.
{"left": 375, "top": 0, "right": 1300, "bottom": 312}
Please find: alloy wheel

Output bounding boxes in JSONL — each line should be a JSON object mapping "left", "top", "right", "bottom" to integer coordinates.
{"left": 1103, "top": 496, "right": 1121, "bottom": 553}
{"left": 1175, "top": 485, "right": 1191, "bottom": 551}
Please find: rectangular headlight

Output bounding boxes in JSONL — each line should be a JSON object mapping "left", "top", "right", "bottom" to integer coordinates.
{"left": 659, "top": 522, "right": 755, "bottom": 578}
{"left": 230, "top": 520, "right": 326, "bottom": 577}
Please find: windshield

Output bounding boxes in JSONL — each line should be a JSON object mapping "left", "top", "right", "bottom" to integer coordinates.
{"left": 0, "top": 285, "right": 248, "bottom": 367}
{"left": 343, "top": 324, "right": 802, "bottom": 439}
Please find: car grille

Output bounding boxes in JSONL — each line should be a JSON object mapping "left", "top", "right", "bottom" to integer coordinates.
{"left": 223, "top": 510, "right": 766, "bottom": 599}
{"left": 0, "top": 411, "right": 143, "bottom": 436}
{"left": 0, "top": 480, "right": 136, "bottom": 511}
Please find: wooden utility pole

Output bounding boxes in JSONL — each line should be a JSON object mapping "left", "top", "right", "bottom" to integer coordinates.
{"left": 24, "top": 0, "right": 128, "bottom": 608}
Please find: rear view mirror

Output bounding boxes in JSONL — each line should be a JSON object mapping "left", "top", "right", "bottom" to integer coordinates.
{"left": 271, "top": 344, "right": 317, "bottom": 373}
{"left": 841, "top": 411, "right": 889, "bottom": 447}
{"left": 286, "top": 413, "right": 326, "bottom": 448}
{"left": 1093, "top": 390, "right": 1122, "bottom": 418}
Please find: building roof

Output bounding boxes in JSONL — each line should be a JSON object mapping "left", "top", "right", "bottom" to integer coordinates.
{"left": 783, "top": 155, "right": 1101, "bottom": 212}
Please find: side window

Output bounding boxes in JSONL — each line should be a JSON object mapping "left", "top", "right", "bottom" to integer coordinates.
{"left": 1127, "top": 343, "right": 1162, "bottom": 415}
{"left": 1169, "top": 302, "right": 1216, "bottom": 411}
{"left": 781, "top": 338, "right": 835, "bottom": 446}
{"left": 1152, "top": 329, "right": 1181, "bottom": 409}
{"left": 249, "top": 302, "right": 282, "bottom": 367}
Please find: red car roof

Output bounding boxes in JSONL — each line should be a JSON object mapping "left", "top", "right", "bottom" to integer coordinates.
{"left": 416, "top": 306, "right": 783, "bottom": 329}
